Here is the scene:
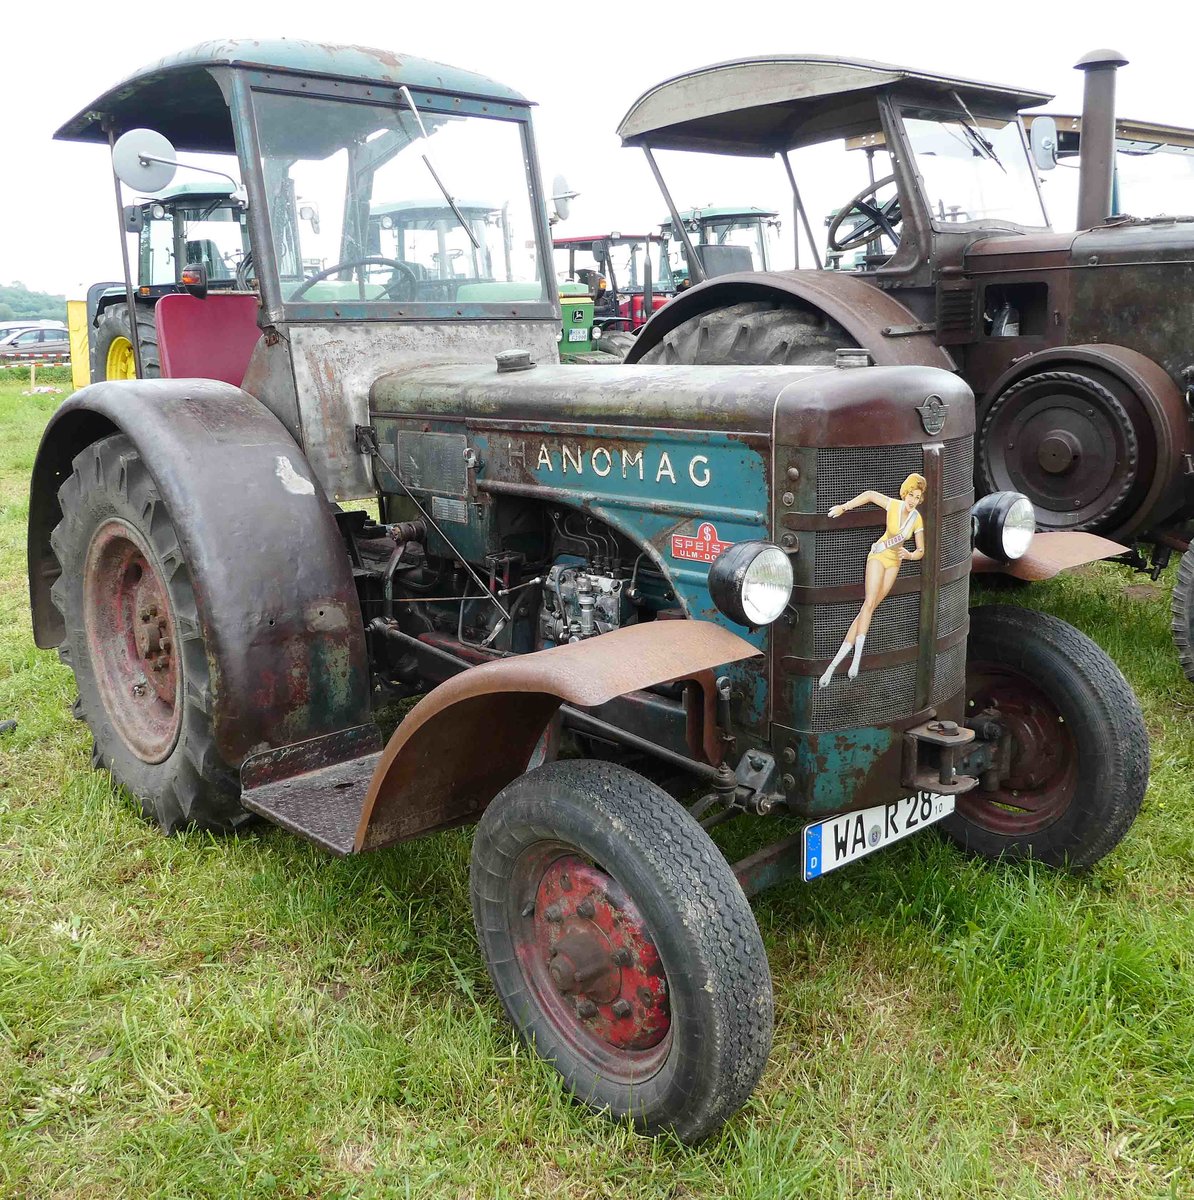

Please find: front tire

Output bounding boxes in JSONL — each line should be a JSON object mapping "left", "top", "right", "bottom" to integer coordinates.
{"left": 50, "top": 434, "right": 247, "bottom": 833}
{"left": 1170, "top": 550, "right": 1194, "bottom": 684}
{"left": 92, "top": 303, "right": 160, "bottom": 382}
{"left": 941, "top": 605, "right": 1147, "bottom": 869}
{"left": 470, "top": 759, "right": 773, "bottom": 1141}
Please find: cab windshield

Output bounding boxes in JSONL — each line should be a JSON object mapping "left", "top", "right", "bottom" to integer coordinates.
{"left": 252, "top": 90, "right": 547, "bottom": 309}
{"left": 902, "top": 109, "right": 1048, "bottom": 229}
{"left": 557, "top": 239, "right": 675, "bottom": 292}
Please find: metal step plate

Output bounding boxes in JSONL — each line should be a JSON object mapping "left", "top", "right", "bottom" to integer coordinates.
{"left": 240, "top": 724, "right": 382, "bottom": 855}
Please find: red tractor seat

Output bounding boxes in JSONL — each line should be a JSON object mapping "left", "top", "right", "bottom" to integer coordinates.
{"left": 154, "top": 292, "right": 262, "bottom": 387}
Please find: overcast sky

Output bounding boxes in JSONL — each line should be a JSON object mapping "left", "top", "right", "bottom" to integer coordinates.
{"left": 3, "top": 0, "right": 1191, "bottom": 297}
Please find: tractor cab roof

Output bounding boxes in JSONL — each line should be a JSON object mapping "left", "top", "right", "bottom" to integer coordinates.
{"left": 666, "top": 206, "right": 779, "bottom": 223}
{"left": 150, "top": 180, "right": 239, "bottom": 204}
{"left": 553, "top": 233, "right": 664, "bottom": 246}
{"left": 617, "top": 55, "right": 1050, "bottom": 156}
{"left": 55, "top": 38, "right": 531, "bottom": 153}
{"left": 371, "top": 198, "right": 499, "bottom": 219}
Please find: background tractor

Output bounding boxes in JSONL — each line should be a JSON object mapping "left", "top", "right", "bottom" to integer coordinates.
{"left": 83, "top": 180, "right": 251, "bottom": 381}
{"left": 554, "top": 231, "right": 676, "bottom": 353}
{"left": 30, "top": 39, "right": 1146, "bottom": 1143}
{"left": 659, "top": 205, "right": 784, "bottom": 277}
{"left": 619, "top": 51, "right": 1194, "bottom": 673}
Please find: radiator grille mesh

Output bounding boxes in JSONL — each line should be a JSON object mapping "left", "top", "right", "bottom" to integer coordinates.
{"left": 932, "top": 641, "right": 968, "bottom": 705}
{"left": 942, "top": 437, "right": 973, "bottom": 500}
{"left": 817, "top": 445, "right": 925, "bottom": 509}
{"left": 813, "top": 591, "right": 921, "bottom": 658}
{"left": 809, "top": 659, "right": 919, "bottom": 732}
{"left": 814, "top": 527, "right": 922, "bottom": 587}
{"left": 937, "top": 577, "right": 970, "bottom": 638}
{"left": 939, "top": 509, "right": 971, "bottom": 571}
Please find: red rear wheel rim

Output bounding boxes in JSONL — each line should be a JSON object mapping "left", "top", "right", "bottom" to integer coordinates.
{"left": 957, "top": 660, "right": 1078, "bottom": 835}
{"left": 510, "top": 847, "right": 672, "bottom": 1084}
{"left": 83, "top": 518, "right": 182, "bottom": 763}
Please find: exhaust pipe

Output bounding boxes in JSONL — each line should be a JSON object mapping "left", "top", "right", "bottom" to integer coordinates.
{"left": 1075, "top": 48, "right": 1129, "bottom": 229}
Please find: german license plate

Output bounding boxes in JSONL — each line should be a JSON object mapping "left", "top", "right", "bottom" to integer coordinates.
{"left": 802, "top": 792, "right": 955, "bottom": 881}
{"left": 567, "top": 327, "right": 588, "bottom": 342}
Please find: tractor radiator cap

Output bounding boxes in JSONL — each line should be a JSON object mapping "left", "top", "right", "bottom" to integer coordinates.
{"left": 496, "top": 348, "right": 536, "bottom": 373}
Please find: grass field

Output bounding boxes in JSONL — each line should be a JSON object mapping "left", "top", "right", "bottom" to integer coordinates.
{"left": 1, "top": 377, "right": 1191, "bottom": 1199}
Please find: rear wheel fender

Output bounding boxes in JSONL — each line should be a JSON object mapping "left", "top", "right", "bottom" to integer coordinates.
{"left": 28, "top": 378, "right": 371, "bottom": 769}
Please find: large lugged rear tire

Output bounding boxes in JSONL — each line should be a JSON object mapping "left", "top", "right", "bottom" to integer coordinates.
{"left": 50, "top": 434, "right": 248, "bottom": 833}
{"left": 941, "top": 605, "right": 1147, "bottom": 869}
{"left": 634, "top": 300, "right": 856, "bottom": 366}
{"left": 470, "top": 759, "right": 773, "bottom": 1142}
{"left": 92, "top": 303, "right": 160, "bottom": 382}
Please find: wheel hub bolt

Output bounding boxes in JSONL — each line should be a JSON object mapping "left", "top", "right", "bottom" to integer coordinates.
{"left": 576, "top": 999, "right": 597, "bottom": 1019}
{"left": 577, "top": 897, "right": 595, "bottom": 918}
{"left": 611, "top": 999, "right": 632, "bottom": 1019}
{"left": 559, "top": 873, "right": 572, "bottom": 891}
{"left": 544, "top": 904, "right": 563, "bottom": 923}
{"left": 610, "top": 948, "right": 631, "bottom": 967}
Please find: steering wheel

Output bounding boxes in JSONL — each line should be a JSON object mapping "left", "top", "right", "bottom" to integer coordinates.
{"left": 827, "top": 175, "right": 902, "bottom": 253}
{"left": 289, "top": 256, "right": 419, "bottom": 302}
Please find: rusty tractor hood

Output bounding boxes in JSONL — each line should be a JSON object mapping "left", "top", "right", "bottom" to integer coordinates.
{"left": 964, "top": 216, "right": 1194, "bottom": 273}
{"left": 369, "top": 360, "right": 969, "bottom": 437}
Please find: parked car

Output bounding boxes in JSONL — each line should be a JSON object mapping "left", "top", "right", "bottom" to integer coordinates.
{"left": 0, "top": 320, "right": 67, "bottom": 342}
{"left": 0, "top": 325, "right": 70, "bottom": 357}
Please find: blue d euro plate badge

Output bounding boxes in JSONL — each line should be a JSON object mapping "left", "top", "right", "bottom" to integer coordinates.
{"left": 802, "top": 792, "right": 955, "bottom": 881}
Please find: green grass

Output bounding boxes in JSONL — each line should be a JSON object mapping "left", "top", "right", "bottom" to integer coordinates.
{"left": 1, "top": 377, "right": 1191, "bottom": 1198}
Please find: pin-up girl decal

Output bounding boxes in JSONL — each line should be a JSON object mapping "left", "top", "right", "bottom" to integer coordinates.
{"left": 819, "top": 472, "right": 927, "bottom": 688}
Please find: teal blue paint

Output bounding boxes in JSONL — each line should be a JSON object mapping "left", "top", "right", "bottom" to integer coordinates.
{"left": 792, "top": 726, "right": 897, "bottom": 814}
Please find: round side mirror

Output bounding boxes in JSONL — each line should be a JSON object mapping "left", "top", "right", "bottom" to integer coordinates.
{"left": 111, "top": 128, "right": 178, "bottom": 192}
{"left": 551, "top": 173, "right": 576, "bottom": 222}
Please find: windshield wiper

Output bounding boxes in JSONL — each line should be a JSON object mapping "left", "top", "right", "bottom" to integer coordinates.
{"left": 398, "top": 85, "right": 481, "bottom": 250}
{"left": 949, "top": 90, "right": 1007, "bottom": 175}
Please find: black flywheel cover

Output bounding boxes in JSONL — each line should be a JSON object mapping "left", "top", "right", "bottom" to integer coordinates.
{"left": 978, "top": 369, "right": 1143, "bottom": 533}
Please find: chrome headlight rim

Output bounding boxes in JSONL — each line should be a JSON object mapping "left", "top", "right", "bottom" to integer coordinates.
{"left": 707, "top": 540, "right": 794, "bottom": 628}
{"left": 972, "top": 491, "right": 1036, "bottom": 562}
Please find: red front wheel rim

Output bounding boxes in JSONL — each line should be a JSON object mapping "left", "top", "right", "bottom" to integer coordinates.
{"left": 83, "top": 518, "right": 182, "bottom": 763}
{"left": 958, "top": 661, "right": 1078, "bottom": 835}
{"left": 510, "top": 847, "right": 672, "bottom": 1084}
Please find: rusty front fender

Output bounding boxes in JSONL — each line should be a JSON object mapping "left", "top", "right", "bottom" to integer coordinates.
{"left": 972, "top": 531, "right": 1127, "bottom": 581}
{"left": 353, "top": 620, "right": 761, "bottom": 852}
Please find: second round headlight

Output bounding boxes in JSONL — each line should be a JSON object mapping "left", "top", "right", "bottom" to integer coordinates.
{"left": 972, "top": 491, "right": 1036, "bottom": 562}
{"left": 707, "top": 541, "right": 794, "bottom": 627}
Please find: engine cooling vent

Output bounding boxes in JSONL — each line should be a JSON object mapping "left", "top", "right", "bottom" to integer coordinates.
{"left": 936, "top": 285, "right": 976, "bottom": 344}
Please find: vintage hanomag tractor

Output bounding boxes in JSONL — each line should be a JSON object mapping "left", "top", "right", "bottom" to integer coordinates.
{"left": 619, "top": 53, "right": 1194, "bottom": 672}
{"left": 30, "top": 41, "right": 1148, "bottom": 1141}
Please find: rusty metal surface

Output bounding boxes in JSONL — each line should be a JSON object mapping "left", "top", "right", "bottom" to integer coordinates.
{"left": 28, "top": 378, "right": 372, "bottom": 768}
{"left": 972, "top": 531, "right": 1126, "bottom": 581}
{"left": 242, "top": 751, "right": 382, "bottom": 856}
{"left": 287, "top": 321, "right": 562, "bottom": 501}
{"left": 616, "top": 55, "right": 1049, "bottom": 152}
{"left": 625, "top": 272, "right": 955, "bottom": 369}
{"left": 355, "top": 620, "right": 760, "bottom": 851}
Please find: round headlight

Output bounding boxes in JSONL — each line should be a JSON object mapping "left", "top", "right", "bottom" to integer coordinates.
{"left": 708, "top": 541, "right": 793, "bottom": 627}
{"left": 972, "top": 491, "right": 1036, "bottom": 561}
{"left": 591, "top": 325, "right": 602, "bottom": 340}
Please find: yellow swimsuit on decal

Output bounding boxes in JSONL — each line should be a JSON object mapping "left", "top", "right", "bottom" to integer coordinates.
{"left": 869, "top": 500, "right": 923, "bottom": 569}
